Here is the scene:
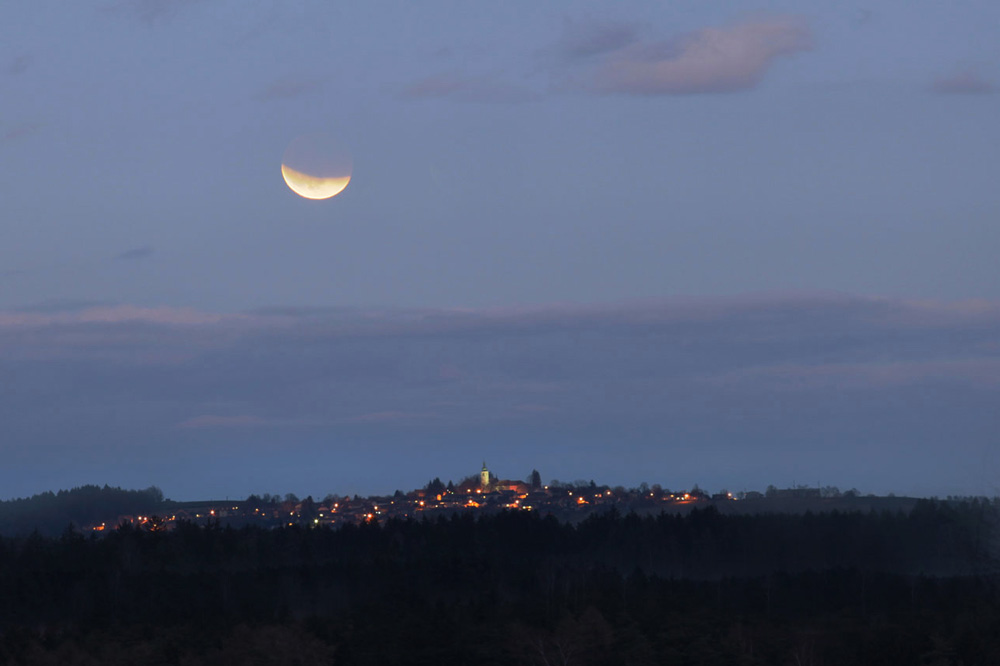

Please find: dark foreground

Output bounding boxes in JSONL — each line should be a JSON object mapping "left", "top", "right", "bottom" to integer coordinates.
{"left": 1, "top": 500, "right": 998, "bottom": 665}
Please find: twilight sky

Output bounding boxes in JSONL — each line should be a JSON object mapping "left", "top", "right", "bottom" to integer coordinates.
{"left": 1, "top": 1, "right": 998, "bottom": 500}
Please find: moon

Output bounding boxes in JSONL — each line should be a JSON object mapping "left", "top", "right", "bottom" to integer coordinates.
{"left": 281, "top": 165, "right": 351, "bottom": 200}
{"left": 281, "top": 133, "right": 352, "bottom": 200}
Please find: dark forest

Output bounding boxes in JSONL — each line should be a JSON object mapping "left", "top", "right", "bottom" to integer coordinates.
{"left": 0, "top": 499, "right": 998, "bottom": 665}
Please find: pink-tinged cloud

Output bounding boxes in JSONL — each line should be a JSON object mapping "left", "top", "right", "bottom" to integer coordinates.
{"left": 177, "top": 414, "right": 269, "bottom": 429}
{"left": 590, "top": 16, "right": 811, "bottom": 95}
{"left": 932, "top": 71, "right": 995, "bottom": 95}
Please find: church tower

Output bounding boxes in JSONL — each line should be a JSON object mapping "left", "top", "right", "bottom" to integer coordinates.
{"left": 480, "top": 461, "right": 490, "bottom": 489}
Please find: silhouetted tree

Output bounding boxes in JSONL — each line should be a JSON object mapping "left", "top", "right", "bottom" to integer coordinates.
{"left": 299, "top": 496, "right": 317, "bottom": 522}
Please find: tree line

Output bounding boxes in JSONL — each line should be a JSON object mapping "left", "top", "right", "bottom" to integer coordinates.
{"left": 0, "top": 500, "right": 997, "bottom": 664}
{"left": 0, "top": 485, "right": 164, "bottom": 536}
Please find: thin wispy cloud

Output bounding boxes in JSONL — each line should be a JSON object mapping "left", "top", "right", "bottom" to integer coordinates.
{"left": 177, "top": 414, "right": 270, "bottom": 429}
{"left": 579, "top": 16, "right": 811, "bottom": 95}
{"left": 7, "top": 55, "right": 32, "bottom": 76}
{"left": 932, "top": 70, "right": 995, "bottom": 95}
{"left": 255, "top": 79, "right": 320, "bottom": 101}
{"left": 511, "top": 403, "right": 558, "bottom": 414}
{"left": 708, "top": 358, "right": 1000, "bottom": 391}
{"left": 343, "top": 411, "right": 437, "bottom": 424}
{"left": 0, "top": 304, "right": 248, "bottom": 328}
{"left": 1, "top": 123, "right": 41, "bottom": 144}
{"left": 404, "top": 73, "right": 466, "bottom": 98}
{"left": 850, "top": 9, "right": 874, "bottom": 28}
{"left": 103, "top": 0, "right": 206, "bottom": 24}
{"left": 403, "top": 72, "right": 540, "bottom": 103}
{"left": 554, "top": 19, "right": 638, "bottom": 59}
{"left": 111, "top": 246, "right": 155, "bottom": 262}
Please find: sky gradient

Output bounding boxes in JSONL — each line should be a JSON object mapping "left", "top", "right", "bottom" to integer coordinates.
{"left": 2, "top": 1, "right": 998, "bottom": 499}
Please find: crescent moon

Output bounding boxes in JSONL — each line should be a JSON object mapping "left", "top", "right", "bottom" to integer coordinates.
{"left": 281, "top": 164, "right": 351, "bottom": 200}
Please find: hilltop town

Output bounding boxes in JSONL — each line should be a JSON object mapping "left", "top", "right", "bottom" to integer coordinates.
{"left": 91, "top": 462, "right": 913, "bottom": 533}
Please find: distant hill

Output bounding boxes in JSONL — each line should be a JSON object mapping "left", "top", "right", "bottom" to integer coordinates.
{"left": 0, "top": 484, "right": 164, "bottom": 536}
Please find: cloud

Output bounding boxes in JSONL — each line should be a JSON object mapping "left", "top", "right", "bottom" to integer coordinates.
{"left": 403, "top": 72, "right": 540, "bottom": 103}
{"left": 1, "top": 123, "right": 41, "bottom": 144}
{"left": 0, "top": 304, "right": 249, "bottom": 328}
{"left": 511, "top": 403, "right": 558, "bottom": 414}
{"left": 1, "top": 294, "right": 997, "bottom": 498}
{"left": 932, "top": 70, "right": 995, "bottom": 95}
{"left": 438, "top": 364, "right": 464, "bottom": 380}
{"left": 4, "top": 293, "right": 998, "bottom": 389}
{"left": 255, "top": 79, "right": 320, "bottom": 101}
{"left": 709, "top": 358, "right": 1000, "bottom": 391}
{"left": 555, "top": 19, "right": 638, "bottom": 59}
{"left": 111, "top": 246, "right": 155, "bottom": 261}
{"left": 850, "top": 9, "right": 874, "bottom": 28}
{"left": 583, "top": 16, "right": 811, "bottom": 95}
{"left": 103, "top": 0, "right": 206, "bottom": 23}
{"left": 343, "top": 411, "right": 436, "bottom": 424}
{"left": 7, "top": 55, "right": 31, "bottom": 76}
{"left": 177, "top": 414, "right": 269, "bottom": 429}
{"left": 404, "top": 73, "right": 466, "bottom": 98}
